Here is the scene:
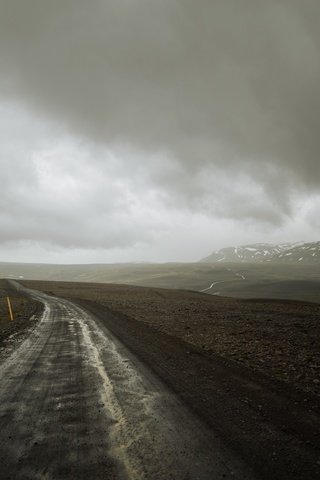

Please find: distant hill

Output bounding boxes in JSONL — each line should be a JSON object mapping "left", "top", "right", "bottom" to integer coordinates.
{"left": 200, "top": 241, "right": 320, "bottom": 264}
{"left": 274, "top": 241, "right": 320, "bottom": 263}
{"left": 1, "top": 259, "right": 319, "bottom": 303}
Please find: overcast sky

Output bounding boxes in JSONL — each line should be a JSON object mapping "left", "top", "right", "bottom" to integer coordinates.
{"left": 0, "top": 0, "right": 319, "bottom": 263}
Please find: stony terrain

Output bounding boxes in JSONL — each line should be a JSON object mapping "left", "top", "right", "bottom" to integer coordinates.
{"left": 0, "top": 278, "right": 318, "bottom": 479}
{"left": 0, "top": 280, "right": 42, "bottom": 360}
{"left": 23, "top": 280, "right": 320, "bottom": 398}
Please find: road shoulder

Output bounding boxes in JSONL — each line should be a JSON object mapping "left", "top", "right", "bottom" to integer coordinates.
{"left": 0, "top": 281, "right": 43, "bottom": 362}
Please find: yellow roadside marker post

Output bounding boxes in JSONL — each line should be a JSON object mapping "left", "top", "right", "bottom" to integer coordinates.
{"left": 7, "top": 296, "right": 14, "bottom": 321}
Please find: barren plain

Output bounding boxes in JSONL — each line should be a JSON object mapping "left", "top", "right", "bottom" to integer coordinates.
{"left": 23, "top": 280, "right": 320, "bottom": 398}
{"left": 0, "top": 279, "right": 319, "bottom": 479}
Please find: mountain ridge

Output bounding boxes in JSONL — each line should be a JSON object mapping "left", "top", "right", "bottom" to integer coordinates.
{"left": 200, "top": 241, "right": 320, "bottom": 264}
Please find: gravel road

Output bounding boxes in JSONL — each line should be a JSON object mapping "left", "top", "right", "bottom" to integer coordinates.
{"left": 0, "top": 284, "right": 254, "bottom": 480}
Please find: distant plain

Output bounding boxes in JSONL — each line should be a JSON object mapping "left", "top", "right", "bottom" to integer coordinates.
{"left": 1, "top": 262, "right": 319, "bottom": 303}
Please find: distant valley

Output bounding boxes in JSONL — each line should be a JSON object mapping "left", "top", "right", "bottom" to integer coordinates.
{"left": 1, "top": 240, "right": 319, "bottom": 304}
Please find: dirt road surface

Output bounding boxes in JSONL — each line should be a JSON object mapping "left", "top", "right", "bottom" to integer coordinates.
{"left": 0, "top": 283, "right": 256, "bottom": 480}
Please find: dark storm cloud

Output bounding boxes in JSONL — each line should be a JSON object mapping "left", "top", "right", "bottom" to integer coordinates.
{"left": 0, "top": 0, "right": 319, "bottom": 246}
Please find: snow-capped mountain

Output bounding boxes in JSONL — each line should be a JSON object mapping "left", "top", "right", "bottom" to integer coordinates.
{"left": 200, "top": 241, "right": 320, "bottom": 264}
{"left": 273, "top": 241, "right": 320, "bottom": 264}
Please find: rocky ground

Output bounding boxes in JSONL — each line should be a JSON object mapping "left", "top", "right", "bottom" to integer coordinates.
{"left": 22, "top": 280, "right": 320, "bottom": 398}
{"left": 0, "top": 280, "right": 43, "bottom": 360}
{"left": 0, "top": 278, "right": 318, "bottom": 479}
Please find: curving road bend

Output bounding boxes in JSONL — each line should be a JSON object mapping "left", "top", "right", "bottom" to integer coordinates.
{"left": 0, "top": 285, "right": 254, "bottom": 480}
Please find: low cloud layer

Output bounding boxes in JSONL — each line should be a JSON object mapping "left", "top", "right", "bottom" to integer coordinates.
{"left": 0, "top": 1, "right": 319, "bottom": 260}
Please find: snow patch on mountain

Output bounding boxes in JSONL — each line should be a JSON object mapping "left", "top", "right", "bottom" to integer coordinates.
{"left": 200, "top": 241, "right": 320, "bottom": 264}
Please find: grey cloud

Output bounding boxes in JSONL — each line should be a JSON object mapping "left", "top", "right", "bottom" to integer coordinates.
{"left": 0, "top": 104, "right": 159, "bottom": 249}
{"left": 0, "top": 0, "right": 319, "bottom": 241}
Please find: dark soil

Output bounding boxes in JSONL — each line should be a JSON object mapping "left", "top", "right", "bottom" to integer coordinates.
{"left": 16, "top": 279, "right": 320, "bottom": 479}
{"left": 81, "top": 299, "right": 320, "bottom": 480}
{"left": 21, "top": 280, "right": 320, "bottom": 397}
{"left": 0, "top": 280, "right": 43, "bottom": 360}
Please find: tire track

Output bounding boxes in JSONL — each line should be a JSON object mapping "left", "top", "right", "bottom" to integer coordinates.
{"left": 0, "top": 285, "right": 254, "bottom": 479}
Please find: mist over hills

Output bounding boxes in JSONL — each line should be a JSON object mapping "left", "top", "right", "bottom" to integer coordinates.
{"left": 1, "top": 256, "right": 319, "bottom": 304}
{"left": 200, "top": 241, "right": 320, "bottom": 264}
{"left": 0, "top": 241, "right": 319, "bottom": 304}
